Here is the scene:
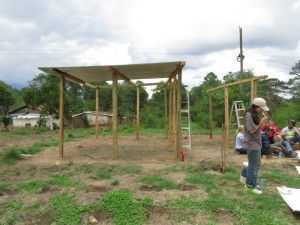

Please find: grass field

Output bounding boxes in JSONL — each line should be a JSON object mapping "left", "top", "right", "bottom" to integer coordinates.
{"left": 0, "top": 127, "right": 299, "bottom": 225}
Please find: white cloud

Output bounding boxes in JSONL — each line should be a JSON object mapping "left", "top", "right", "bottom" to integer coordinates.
{"left": 0, "top": 0, "right": 299, "bottom": 91}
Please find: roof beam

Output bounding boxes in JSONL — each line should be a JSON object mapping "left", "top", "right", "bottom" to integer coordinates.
{"left": 164, "top": 61, "right": 186, "bottom": 87}
{"left": 206, "top": 75, "right": 268, "bottom": 93}
{"left": 52, "top": 68, "right": 97, "bottom": 89}
{"left": 107, "top": 66, "right": 138, "bottom": 88}
{"left": 140, "top": 82, "right": 162, "bottom": 86}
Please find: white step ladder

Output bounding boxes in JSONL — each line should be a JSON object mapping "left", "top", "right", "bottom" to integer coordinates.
{"left": 181, "top": 87, "right": 192, "bottom": 150}
{"left": 230, "top": 101, "right": 245, "bottom": 128}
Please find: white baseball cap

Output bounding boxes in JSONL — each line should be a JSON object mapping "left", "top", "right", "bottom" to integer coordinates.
{"left": 252, "top": 98, "right": 269, "bottom": 111}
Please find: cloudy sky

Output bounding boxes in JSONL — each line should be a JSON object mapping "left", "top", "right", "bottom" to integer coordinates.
{"left": 0, "top": 0, "right": 300, "bottom": 91}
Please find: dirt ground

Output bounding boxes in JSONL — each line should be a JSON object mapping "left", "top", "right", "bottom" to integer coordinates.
{"left": 1, "top": 132, "right": 299, "bottom": 224}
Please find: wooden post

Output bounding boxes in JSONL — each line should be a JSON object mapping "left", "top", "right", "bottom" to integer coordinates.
{"left": 164, "top": 86, "right": 168, "bottom": 140}
{"left": 224, "top": 87, "right": 229, "bottom": 164}
{"left": 59, "top": 75, "right": 65, "bottom": 158}
{"left": 220, "top": 124, "right": 225, "bottom": 173}
{"left": 209, "top": 93, "right": 213, "bottom": 139}
{"left": 172, "top": 77, "right": 177, "bottom": 151}
{"left": 112, "top": 73, "right": 119, "bottom": 159}
{"left": 168, "top": 82, "right": 172, "bottom": 147}
{"left": 176, "top": 70, "right": 182, "bottom": 158}
{"left": 95, "top": 87, "right": 99, "bottom": 140}
{"left": 251, "top": 79, "right": 257, "bottom": 102}
{"left": 136, "top": 85, "right": 140, "bottom": 140}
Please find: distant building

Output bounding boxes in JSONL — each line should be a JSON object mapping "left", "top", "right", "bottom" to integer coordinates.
{"left": 8, "top": 105, "right": 55, "bottom": 129}
{"left": 71, "top": 111, "right": 113, "bottom": 127}
{"left": 69, "top": 111, "right": 135, "bottom": 128}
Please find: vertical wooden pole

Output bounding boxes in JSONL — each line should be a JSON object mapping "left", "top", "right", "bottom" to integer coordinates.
{"left": 95, "top": 87, "right": 99, "bottom": 140}
{"left": 164, "top": 86, "right": 168, "bottom": 140}
{"left": 251, "top": 79, "right": 257, "bottom": 102}
{"left": 112, "top": 73, "right": 119, "bottom": 159}
{"left": 168, "top": 82, "right": 172, "bottom": 147}
{"left": 239, "top": 27, "right": 244, "bottom": 94}
{"left": 220, "top": 124, "right": 225, "bottom": 173}
{"left": 224, "top": 87, "right": 229, "bottom": 166}
{"left": 176, "top": 70, "right": 182, "bottom": 158}
{"left": 136, "top": 85, "right": 140, "bottom": 140}
{"left": 209, "top": 93, "right": 213, "bottom": 139}
{"left": 59, "top": 75, "right": 65, "bottom": 158}
{"left": 172, "top": 78, "right": 177, "bottom": 151}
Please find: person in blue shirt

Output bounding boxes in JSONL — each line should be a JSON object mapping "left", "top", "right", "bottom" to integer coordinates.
{"left": 235, "top": 125, "right": 246, "bottom": 154}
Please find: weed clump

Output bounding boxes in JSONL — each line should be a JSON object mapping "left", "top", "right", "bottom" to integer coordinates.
{"left": 2, "top": 148, "right": 22, "bottom": 162}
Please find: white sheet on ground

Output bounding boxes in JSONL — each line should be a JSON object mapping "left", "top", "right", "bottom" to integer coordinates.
{"left": 277, "top": 186, "right": 300, "bottom": 212}
{"left": 296, "top": 166, "right": 300, "bottom": 175}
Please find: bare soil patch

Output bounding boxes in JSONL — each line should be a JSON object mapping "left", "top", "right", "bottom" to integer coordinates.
{"left": 1, "top": 132, "right": 299, "bottom": 224}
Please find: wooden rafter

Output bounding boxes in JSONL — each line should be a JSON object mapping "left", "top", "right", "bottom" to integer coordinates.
{"left": 107, "top": 66, "right": 138, "bottom": 88}
{"left": 52, "top": 68, "right": 97, "bottom": 89}
{"left": 206, "top": 75, "right": 267, "bottom": 93}
{"left": 164, "top": 62, "right": 186, "bottom": 87}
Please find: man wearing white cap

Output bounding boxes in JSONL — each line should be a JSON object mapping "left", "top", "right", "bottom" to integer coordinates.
{"left": 243, "top": 98, "right": 269, "bottom": 194}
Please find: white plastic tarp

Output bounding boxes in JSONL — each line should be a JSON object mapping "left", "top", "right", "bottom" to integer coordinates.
{"left": 296, "top": 166, "right": 300, "bottom": 175}
{"left": 277, "top": 186, "right": 300, "bottom": 212}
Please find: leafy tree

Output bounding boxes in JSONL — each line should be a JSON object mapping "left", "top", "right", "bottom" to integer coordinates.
{"left": 257, "top": 78, "right": 287, "bottom": 114}
{"left": 190, "top": 72, "right": 224, "bottom": 128}
{"left": 288, "top": 60, "right": 300, "bottom": 99}
{"left": 0, "top": 81, "right": 15, "bottom": 115}
{"left": 81, "top": 81, "right": 113, "bottom": 113}
{"left": 22, "top": 74, "right": 70, "bottom": 117}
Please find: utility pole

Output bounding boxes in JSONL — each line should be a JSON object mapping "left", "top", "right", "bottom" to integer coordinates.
{"left": 237, "top": 26, "right": 244, "bottom": 93}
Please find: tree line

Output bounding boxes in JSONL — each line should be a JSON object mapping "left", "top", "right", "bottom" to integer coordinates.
{"left": 0, "top": 60, "right": 299, "bottom": 129}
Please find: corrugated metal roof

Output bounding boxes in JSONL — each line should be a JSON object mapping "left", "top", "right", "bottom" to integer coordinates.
{"left": 39, "top": 61, "right": 185, "bottom": 83}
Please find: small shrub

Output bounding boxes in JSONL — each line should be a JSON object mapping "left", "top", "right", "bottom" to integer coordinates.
{"left": 1, "top": 116, "right": 11, "bottom": 128}
{"left": 2, "top": 148, "right": 22, "bottom": 162}
{"left": 95, "top": 190, "right": 150, "bottom": 225}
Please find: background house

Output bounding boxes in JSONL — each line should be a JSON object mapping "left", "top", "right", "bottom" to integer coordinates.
{"left": 8, "top": 105, "right": 55, "bottom": 129}
{"left": 69, "top": 111, "right": 135, "bottom": 128}
{"left": 69, "top": 111, "right": 113, "bottom": 128}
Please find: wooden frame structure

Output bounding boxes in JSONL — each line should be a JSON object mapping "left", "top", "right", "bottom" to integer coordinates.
{"left": 206, "top": 75, "right": 268, "bottom": 170}
{"left": 39, "top": 61, "right": 185, "bottom": 160}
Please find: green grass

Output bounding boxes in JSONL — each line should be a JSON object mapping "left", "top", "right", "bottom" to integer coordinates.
{"left": 94, "top": 190, "right": 152, "bottom": 225}
{"left": 185, "top": 172, "right": 218, "bottom": 192}
{"left": 91, "top": 164, "right": 142, "bottom": 180}
{"left": 2, "top": 148, "right": 23, "bottom": 163}
{"left": 140, "top": 175, "right": 177, "bottom": 190}
{"left": 164, "top": 190, "right": 295, "bottom": 225}
{"left": 19, "top": 174, "right": 82, "bottom": 192}
{"left": 0, "top": 183, "right": 11, "bottom": 192}
{"left": 111, "top": 179, "right": 119, "bottom": 185}
{"left": 4, "top": 200, "right": 23, "bottom": 211}
{"left": 0, "top": 128, "right": 98, "bottom": 164}
{"left": 262, "top": 171, "right": 300, "bottom": 188}
{"left": 50, "top": 193, "right": 89, "bottom": 225}
{"left": 93, "top": 168, "right": 113, "bottom": 180}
